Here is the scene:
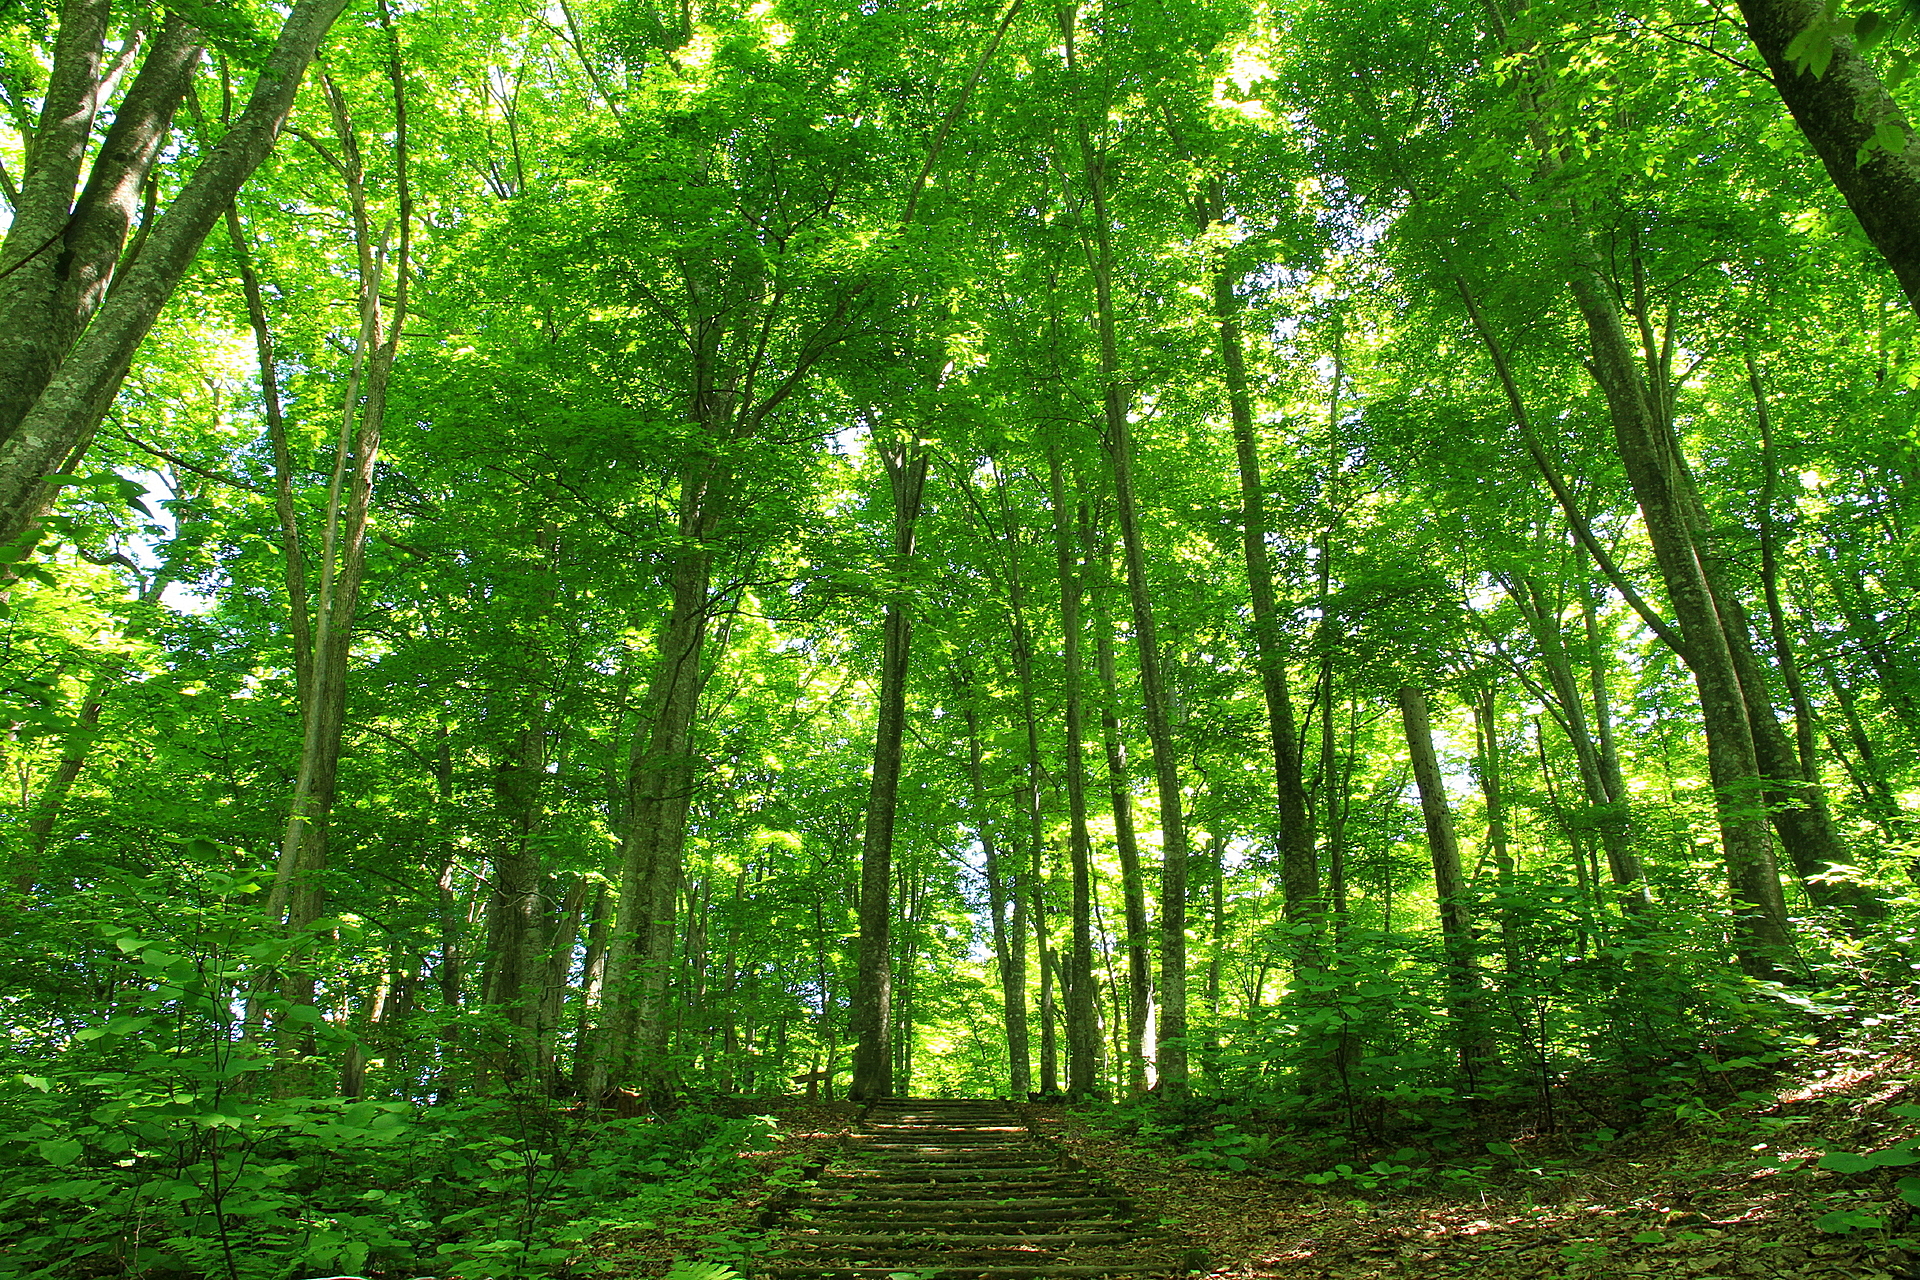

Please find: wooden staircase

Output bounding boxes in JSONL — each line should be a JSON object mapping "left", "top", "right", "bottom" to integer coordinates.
{"left": 757, "top": 1098, "right": 1193, "bottom": 1279}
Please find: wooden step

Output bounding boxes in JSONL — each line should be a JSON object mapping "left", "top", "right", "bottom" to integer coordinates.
{"left": 760, "top": 1264, "right": 1183, "bottom": 1278}
{"left": 757, "top": 1096, "right": 1184, "bottom": 1280}
{"left": 779, "top": 1235, "right": 1136, "bottom": 1243}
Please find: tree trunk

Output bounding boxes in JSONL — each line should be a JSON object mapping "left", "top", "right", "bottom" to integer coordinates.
{"left": 960, "top": 680, "right": 1032, "bottom": 1097}
{"left": 592, "top": 483, "right": 723, "bottom": 1099}
{"left": 850, "top": 438, "right": 927, "bottom": 1102}
{"left": 1087, "top": 521, "right": 1154, "bottom": 1094}
{"left": 485, "top": 719, "right": 550, "bottom": 1086}
{"left": 1044, "top": 451, "right": 1098, "bottom": 1098}
{"left": 1200, "top": 177, "right": 1320, "bottom": 939}
{"left": 1734, "top": 0, "right": 1920, "bottom": 314}
{"left": 1075, "top": 148, "right": 1191, "bottom": 1100}
{"left": 0, "top": 0, "right": 351, "bottom": 540}
{"left": 1736, "top": 352, "right": 1882, "bottom": 917}
{"left": 1396, "top": 686, "right": 1494, "bottom": 1088}
{"left": 1032, "top": 847, "right": 1059, "bottom": 1096}
{"left": 1563, "top": 262, "right": 1793, "bottom": 972}
{"left": 0, "top": 7, "right": 204, "bottom": 445}
{"left": 1507, "top": 573, "right": 1647, "bottom": 907}
{"left": 264, "top": 61, "right": 410, "bottom": 1089}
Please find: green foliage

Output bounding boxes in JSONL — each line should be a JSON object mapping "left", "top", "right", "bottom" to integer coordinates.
{"left": 0, "top": 1064, "right": 778, "bottom": 1279}
{"left": 2, "top": 0, "right": 1919, "bottom": 1271}
{"left": 664, "top": 1263, "right": 743, "bottom": 1280}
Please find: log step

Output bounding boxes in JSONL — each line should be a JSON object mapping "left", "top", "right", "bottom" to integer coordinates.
{"left": 756, "top": 1097, "right": 1189, "bottom": 1280}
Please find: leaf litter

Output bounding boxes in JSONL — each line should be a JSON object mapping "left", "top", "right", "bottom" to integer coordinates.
{"left": 1029, "top": 1023, "right": 1920, "bottom": 1280}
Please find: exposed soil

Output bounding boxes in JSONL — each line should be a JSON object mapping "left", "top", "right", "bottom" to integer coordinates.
{"left": 1036, "top": 1030, "right": 1919, "bottom": 1280}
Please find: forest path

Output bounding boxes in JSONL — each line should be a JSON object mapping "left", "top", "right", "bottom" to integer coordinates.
{"left": 757, "top": 1097, "right": 1194, "bottom": 1279}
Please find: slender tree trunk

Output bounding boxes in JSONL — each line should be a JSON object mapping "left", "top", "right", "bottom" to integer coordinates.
{"left": 1537, "top": 720, "right": 1599, "bottom": 951}
{"left": 1199, "top": 177, "right": 1320, "bottom": 940}
{"left": 961, "top": 682, "right": 1031, "bottom": 1097}
{"left": 13, "top": 666, "right": 107, "bottom": 892}
{"left": 850, "top": 438, "right": 927, "bottom": 1102}
{"left": 1562, "top": 264, "right": 1792, "bottom": 971}
{"left": 1077, "top": 147, "right": 1192, "bottom": 1100}
{"left": 1574, "top": 543, "right": 1643, "bottom": 890}
{"left": 265, "top": 60, "right": 411, "bottom": 1088}
{"left": 984, "top": 458, "right": 1057, "bottom": 1096}
{"left": 540, "top": 875, "right": 587, "bottom": 1089}
{"left": 1471, "top": 685, "right": 1515, "bottom": 896}
{"left": 1748, "top": 352, "right": 1818, "bottom": 785}
{"left": 11, "top": 533, "right": 183, "bottom": 894}
{"left": 571, "top": 885, "right": 610, "bottom": 1092}
{"left": 1508, "top": 574, "right": 1647, "bottom": 907}
{"left": 1031, "top": 842, "right": 1059, "bottom": 1096}
{"left": 225, "top": 205, "right": 312, "bottom": 709}
{"left": 1740, "top": 352, "right": 1882, "bottom": 917}
{"left": 1204, "top": 832, "right": 1226, "bottom": 1085}
{"left": 1045, "top": 453, "right": 1098, "bottom": 1097}
{"left": 1397, "top": 686, "right": 1494, "bottom": 1087}
{"left": 717, "top": 868, "right": 744, "bottom": 1090}
{"left": 1087, "top": 523, "right": 1153, "bottom": 1094}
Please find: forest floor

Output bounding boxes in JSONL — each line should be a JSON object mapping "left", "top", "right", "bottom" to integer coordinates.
{"left": 1035, "top": 1016, "right": 1919, "bottom": 1280}
{"left": 585, "top": 1101, "right": 862, "bottom": 1277}
{"left": 587, "top": 1015, "right": 1918, "bottom": 1280}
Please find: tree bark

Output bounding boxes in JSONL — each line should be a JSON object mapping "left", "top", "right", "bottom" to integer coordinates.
{"left": 960, "top": 677, "right": 1032, "bottom": 1097}
{"left": 1734, "top": 0, "right": 1920, "bottom": 314}
{"left": 0, "top": 8, "right": 204, "bottom": 444}
{"left": 1199, "top": 178, "right": 1320, "bottom": 939}
{"left": 1563, "top": 262, "right": 1793, "bottom": 973}
{"left": 1074, "top": 144, "right": 1191, "bottom": 1099}
{"left": 1397, "top": 686, "right": 1494, "bottom": 1086}
{"left": 1506, "top": 573, "right": 1647, "bottom": 907}
{"left": 850, "top": 437, "right": 927, "bottom": 1102}
{"left": 264, "top": 59, "right": 410, "bottom": 1090}
{"left": 591, "top": 485, "right": 722, "bottom": 1099}
{"left": 1045, "top": 451, "right": 1099, "bottom": 1098}
{"left": 0, "top": 0, "right": 351, "bottom": 540}
{"left": 1086, "top": 531, "right": 1153, "bottom": 1094}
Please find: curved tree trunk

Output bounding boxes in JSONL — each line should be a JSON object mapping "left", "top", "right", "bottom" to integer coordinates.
{"left": 0, "top": 0, "right": 350, "bottom": 540}
{"left": 1734, "top": 0, "right": 1920, "bottom": 314}
{"left": 0, "top": 8, "right": 204, "bottom": 443}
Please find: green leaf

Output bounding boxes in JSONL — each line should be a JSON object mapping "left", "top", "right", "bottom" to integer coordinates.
{"left": 1630, "top": 1231, "right": 1664, "bottom": 1244}
{"left": 38, "top": 1139, "right": 83, "bottom": 1166}
{"left": 664, "top": 1263, "right": 741, "bottom": 1280}
{"left": 1818, "top": 1151, "right": 1877, "bottom": 1172}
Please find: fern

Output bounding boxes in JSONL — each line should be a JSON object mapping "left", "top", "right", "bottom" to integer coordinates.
{"left": 662, "top": 1261, "right": 741, "bottom": 1280}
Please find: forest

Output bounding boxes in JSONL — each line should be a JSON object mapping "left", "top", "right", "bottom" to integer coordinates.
{"left": 1, "top": 0, "right": 1918, "bottom": 1275}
